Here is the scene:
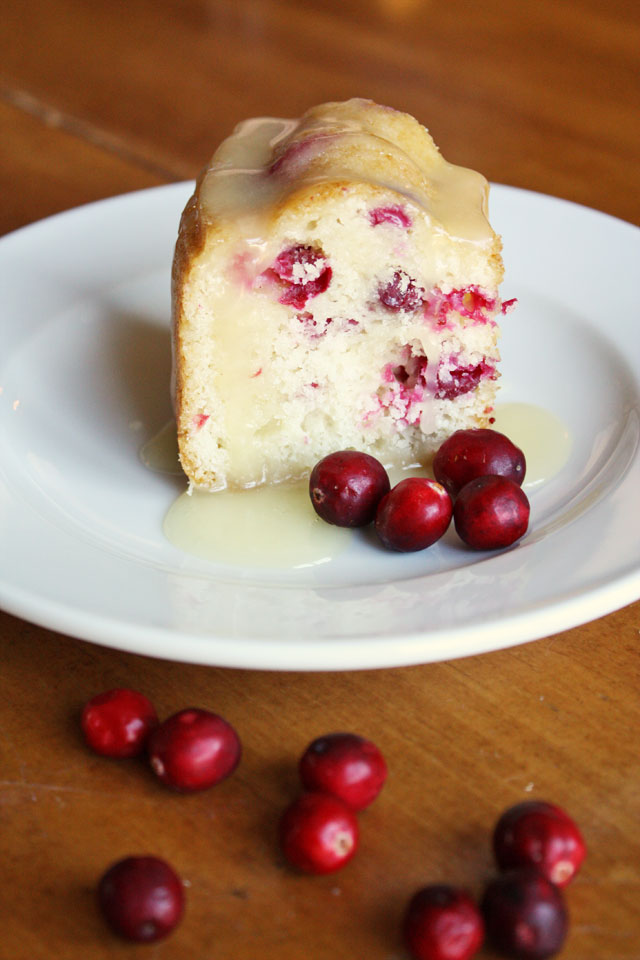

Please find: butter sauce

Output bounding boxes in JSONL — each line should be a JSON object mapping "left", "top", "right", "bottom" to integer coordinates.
{"left": 139, "top": 420, "right": 182, "bottom": 475}
{"left": 163, "top": 481, "right": 352, "bottom": 568}
{"left": 492, "top": 403, "right": 571, "bottom": 489}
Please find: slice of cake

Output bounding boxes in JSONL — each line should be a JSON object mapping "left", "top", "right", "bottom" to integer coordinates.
{"left": 172, "top": 98, "right": 512, "bottom": 491}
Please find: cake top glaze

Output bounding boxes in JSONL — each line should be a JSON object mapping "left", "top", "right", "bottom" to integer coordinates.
{"left": 199, "top": 98, "right": 495, "bottom": 245}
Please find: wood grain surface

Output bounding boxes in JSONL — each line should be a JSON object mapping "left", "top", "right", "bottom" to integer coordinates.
{"left": 1, "top": 1, "right": 639, "bottom": 957}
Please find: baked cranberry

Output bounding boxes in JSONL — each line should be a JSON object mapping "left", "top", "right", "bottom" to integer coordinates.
{"left": 299, "top": 733, "right": 387, "bottom": 810}
{"left": 481, "top": 869, "right": 568, "bottom": 959}
{"left": 403, "top": 885, "right": 485, "bottom": 960}
{"left": 148, "top": 708, "right": 241, "bottom": 792}
{"left": 379, "top": 270, "right": 424, "bottom": 311}
{"left": 309, "top": 450, "right": 390, "bottom": 527}
{"left": 279, "top": 792, "right": 359, "bottom": 874}
{"left": 271, "top": 244, "right": 332, "bottom": 309}
{"left": 433, "top": 429, "right": 526, "bottom": 497}
{"left": 81, "top": 689, "right": 158, "bottom": 758}
{"left": 97, "top": 855, "right": 184, "bottom": 942}
{"left": 369, "top": 204, "right": 412, "bottom": 228}
{"left": 493, "top": 801, "right": 586, "bottom": 888}
{"left": 453, "top": 476, "right": 529, "bottom": 550}
{"left": 375, "top": 477, "right": 452, "bottom": 552}
{"left": 436, "top": 359, "right": 495, "bottom": 400}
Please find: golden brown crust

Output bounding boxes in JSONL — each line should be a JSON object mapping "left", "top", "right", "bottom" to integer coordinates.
{"left": 171, "top": 180, "right": 209, "bottom": 482}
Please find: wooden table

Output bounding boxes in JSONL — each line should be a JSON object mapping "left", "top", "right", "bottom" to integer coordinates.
{"left": 2, "top": 1, "right": 639, "bottom": 957}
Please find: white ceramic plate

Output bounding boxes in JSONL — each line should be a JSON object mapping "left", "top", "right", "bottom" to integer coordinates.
{"left": 1, "top": 184, "right": 639, "bottom": 669}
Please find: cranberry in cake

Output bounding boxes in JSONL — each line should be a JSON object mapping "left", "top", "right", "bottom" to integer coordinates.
{"left": 172, "top": 98, "right": 512, "bottom": 490}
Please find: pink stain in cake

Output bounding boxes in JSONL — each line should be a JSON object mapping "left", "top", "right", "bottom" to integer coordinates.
{"left": 269, "top": 244, "right": 332, "bottom": 309}
{"left": 297, "top": 312, "right": 333, "bottom": 337}
{"left": 378, "top": 270, "right": 425, "bottom": 312}
{"left": 250, "top": 368, "right": 262, "bottom": 378}
{"left": 422, "top": 290, "right": 453, "bottom": 327}
{"left": 501, "top": 297, "right": 517, "bottom": 314}
{"left": 369, "top": 205, "right": 412, "bottom": 229}
{"left": 451, "top": 287, "right": 498, "bottom": 320}
{"left": 423, "top": 286, "right": 499, "bottom": 328}
{"left": 379, "top": 350, "right": 429, "bottom": 426}
{"left": 229, "top": 251, "right": 252, "bottom": 289}
{"left": 192, "top": 413, "right": 210, "bottom": 431}
{"left": 436, "top": 357, "right": 496, "bottom": 400}
{"left": 381, "top": 363, "right": 396, "bottom": 384}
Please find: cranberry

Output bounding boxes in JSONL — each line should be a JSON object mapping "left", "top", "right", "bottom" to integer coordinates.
{"left": 147, "top": 708, "right": 241, "bottom": 792}
{"left": 493, "top": 801, "right": 586, "bottom": 888}
{"left": 97, "top": 855, "right": 184, "bottom": 942}
{"left": 369, "top": 204, "right": 412, "bottom": 228}
{"left": 433, "top": 429, "right": 526, "bottom": 497}
{"left": 81, "top": 688, "right": 158, "bottom": 758}
{"left": 481, "top": 869, "right": 568, "bottom": 959}
{"left": 436, "top": 359, "right": 495, "bottom": 400}
{"left": 309, "top": 450, "right": 390, "bottom": 527}
{"left": 269, "top": 134, "right": 328, "bottom": 177}
{"left": 271, "top": 244, "right": 332, "bottom": 309}
{"left": 379, "top": 270, "right": 424, "bottom": 312}
{"left": 299, "top": 733, "right": 387, "bottom": 810}
{"left": 278, "top": 792, "right": 359, "bottom": 874}
{"left": 403, "top": 885, "right": 485, "bottom": 960}
{"left": 375, "top": 477, "right": 452, "bottom": 552}
{"left": 453, "top": 476, "right": 529, "bottom": 550}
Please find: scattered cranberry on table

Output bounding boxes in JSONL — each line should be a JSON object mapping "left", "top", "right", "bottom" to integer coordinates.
{"left": 433, "top": 428, "right": 526, "bottom": 497}
{"left": 298, "top": 732, "right": 387, "bottom": 810}
{"left": 453, "top": 475, "right": 530, "bottom": 550}
{"left": 97, "top": 855, "right": 184, "bottom": 943}
{"left": 81, "top": 688, "right": 158, "bottom": 758}
{"left": 147, "top": 708, "right": 241, "bottom": 792}
{"left": 375, "top": 477, "right": 453, "bottom": 551}
{"left": 481, "top": 867, "right": 568, "bottom": 959}
{"left": 403, "top": 885, "right": 485, "bottom": 960}
{"left": 278, "top": 792, "right": 359, "bottom": 874}
{"left": 309, "top": 450, "right": 391, "bottom": 527}
{"left": 492, "top": 800, "right": 586, "bottom": 887}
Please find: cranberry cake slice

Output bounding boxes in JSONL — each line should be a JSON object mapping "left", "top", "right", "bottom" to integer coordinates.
{"left": 172, "top": 98, "right": 512, "bottom": 490}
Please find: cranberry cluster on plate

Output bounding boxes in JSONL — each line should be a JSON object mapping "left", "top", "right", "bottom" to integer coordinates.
{"left": 309, "top": 428, "right": 530, "bottom": 552}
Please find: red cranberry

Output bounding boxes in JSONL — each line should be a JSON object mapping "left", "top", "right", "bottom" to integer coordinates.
{"left": 493, "top": 801, "right": 586, "bottom": 888}
{"left": 309, "top": 450, "right": 390, "bottom": 527}
{"left": 271, "top": 244, "right": 332, "bottom": 309}
{"left": 436, "top": 359, "right": 495, "bottom": 400}
{"left": 278, "top": 792, "right": 359, "bottom": 874}
{"left": 147, "top": 708, "right": 241, "bottom": 792}
{"left": 433, "top": 429, "right": 526, "bottom": 497}
{"left": 379, "top": 270, "right": 425, "bottom": 311}
{"left": 369, "top": 204, "right": 412, "bottom": 228}
{"left": 81, "top": 689, "right": 158, "bottom": 758}
{"left": 375, "top": 477, "right": 452, "bottom": 552}
{"left": 403, "top": 885, "right": 485, "bottom": 960}
{"left": 481, "top": 869, "right": 568, "bottom": 959}
{"left": 453, "top": 476, "right": 529, "bottom": 550}
{"left": 299, "top": 733, "right": 387, "bottom": 810}
{"left": 97, "top": 855, "right": 184, "bottom": 942}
